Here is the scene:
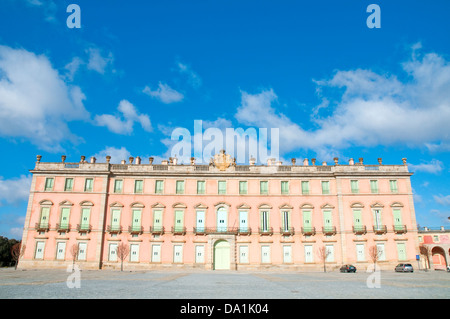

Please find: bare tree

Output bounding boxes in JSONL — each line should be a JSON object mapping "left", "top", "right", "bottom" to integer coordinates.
{"left": 116, "top": 242, "right": 129, "bottom": 271}
{"left": 317, "top": 246, "right": 331, "bottom": 273}
{"left": 419, "top": 245, "right": 430, "bottom": 271}
{"left": 70, "top": 244, "right": 79, "bottom": 272}
{"left": 11, "top": 242, "right": 25, "bottom": 270}
{"left": 369, "top": 245, "right": 382, "bottom": 270}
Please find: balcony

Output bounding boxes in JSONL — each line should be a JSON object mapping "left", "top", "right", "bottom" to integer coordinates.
{"left": 35, "top": 222, "right": 50, "bottom": 232}
{"left": 301, "top": 227, "right": 316, "bottom": 236}
{"left": 259, "top": 227, "right": 273, "bottom": 236}
{"left": 206, "top": 227, "right": 238, "bottom": 235}
{"left": 322, "top": 226, "right": 337, "bottom": 235}
{"left": 393, "top": 225, "right": 407, "bottom": 234}
{"left": 373, "top": 225, "right": 387, "bottom": 234}
{"left": 280, "top": 227, "right": 295, "bottom": 236}
{"left": 128, "top": 225, "right": 143, "bottom": 235}
{"left": 237, "top": 227, "right": 252, "bottom": 235}
{"left": 193, "top": 227, "right": 207, "bottom": 235}
{"left": 56, "top": 223, "right": 70, "bottom": 233}
{"left": 77, "top": 224, "right": 92, "bottom": 233}
{"left": 172, "top": 227, "right": 187, "bottom": 235}
{"left": 150, "top": 226, "right": 165, "bottom": 235}
{"left": 352, "top": 226, "right": 367, "bottom": 235}
{"left": 107, "top": 225, "right": 122, "bottom": 234}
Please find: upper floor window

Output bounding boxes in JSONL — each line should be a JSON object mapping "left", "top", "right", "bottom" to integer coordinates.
{"left": 260, "top": 181, "right": 268, "bottom": 195}
{"left": 281, "top": 181, "right": 289, "bottom": 195}
{"left": 301, "top": 181, "right": 309, "bottom": 195}
{"left": 155, "top": 180, "right": 164, "bottom": 194}
{"left": 134, "top": 180, "right": 143, "bottom": 193}
{"left": 370, "top": 180, "right": 379, "bottom": 193}
{"left": 350, "top": 180, "right": 359, "bottom": 194}
{"left": 239, "top": 181, "right": 248, "bottom": 195}
{"left": 321, "top": 181, "right": 330, "bottom": 195}
{"left": 197, "top": 181, "right": 205, "bottom": 194}
{"left": 64, "top": 178, "right": 74, "bottom": 192}
{"left": 44, "top": 177, "right": 54, "bottom": 191}
{"left": 176, "top": 180, "right": 185, "bottom": 194}
{"left": 114, "top": 179, "right": 123, "bottom": 193}
{"left": 218, "top": 181, "right": 227, "bottom": 195}
{"left": 389, "top": 180, "right": 398, "bottom": 193}
{"left": 84, "top": 178, "right": 93, "bottom": 192}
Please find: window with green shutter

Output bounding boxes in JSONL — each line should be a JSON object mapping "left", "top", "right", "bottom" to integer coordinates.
{"left": 176, "top": 180, "right": 185, "bottom": 194}
{"left": 323, "top": 210, "right": 333, "bottom": 232}
{"left": 84, "top": 178, "right": 93, "bottom": 192}
{"left": 134, "top": 180, "right": 143, "bottom": 193}
{"left": 353, "top": 209, "right": 363, "bottom": 227}
{"left": 155, "top": 180, "right": 164, "bottom": 194}
{"left": 390, "top": 180, "right": 398, "bottom": 193}
{"left": 44, "top": 177, "right": 54, "bottom": 191}
{"left": 393, "top": 208, "right": 403, "bottom": 230}
{"left": 396, "top": 243, "right": 407, "bottom": 260}
{"left": 197, "top": 180, "right": 205, "bottom": 194}
{"left": 321, "top": 181, "right": 330, "bottom": 194}
{"left": 370, "top": 180, "right": 378, "bottom": 193}
{"left": 40, "top": 207, "right": 50, "bottom": 228}
{"left": 350, "top": 180, "right": 359, "bottom": 193}
{"left": 239, "top": 181, "right": 248, "bottom": 195}
{"left": 218, "top": 181, "right": 227, "bottom": 195}
{"left": 114, "top": 179, "right": 123, "bottom": 193}
{"left": 301, "top": 181, "right": 309, "bottom": 195}
{"left": 60, "top": 207, "right": 70, "bottom": 229}
{"left": 281, "top": 181, "right": 289, "bottom": 195}
{"left": 303, "top": 210, "right": 312, "bottom": 232}
{"left": 174, "top": 210, "right": 184, "bottom": 232}
{"left": 131, "top": 209, "right": 141, "bottom": 231}
{"left": 111, "top": 209, "right": 121, "bottom": 231}
{"left": 260, "top": 181, "right": 268, "bottom": 195}
{"left": 80, "top": 208, "right": 90, "bottom": 230}
{"left": 64, "top": 178, "right": 73, "bottom": 191}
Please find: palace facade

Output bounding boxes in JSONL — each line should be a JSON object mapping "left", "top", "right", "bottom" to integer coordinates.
{"left": 19, "top": 152, "right": 419, "bottom": 271}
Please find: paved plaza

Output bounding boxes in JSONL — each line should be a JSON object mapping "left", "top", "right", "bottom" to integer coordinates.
{"left": 0, "top": 267, "right": 449, "bottom": 299}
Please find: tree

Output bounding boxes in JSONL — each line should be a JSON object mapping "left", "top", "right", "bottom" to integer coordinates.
{"left": 419, "top": 245, "right": 431, "bottom": 271}
{"left": 70, "top": 244, "right": 79, "bottom": 272}
{"left": 0, "top": 236, "right": 20, "bottom": 267}
{"left": 317, "top": 246, "right": 331, "bottom": 273}
{"left": 368, "top": 245, "right": 382, "bottom": 270}
{"left": 11, "top": 242, "right": 25, "bottom": 270}
{"left": 116, "top": 242, "right": 129, "bottom": 271}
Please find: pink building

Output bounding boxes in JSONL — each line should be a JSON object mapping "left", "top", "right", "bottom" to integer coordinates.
{"left": 19, "top": 152, "right": 419, "bottom": 271}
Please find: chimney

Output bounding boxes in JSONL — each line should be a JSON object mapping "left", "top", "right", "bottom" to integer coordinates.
{"left": 135, "top": 156, "right": 141, "bottom": 164}
{"left": 303, "top": 158, "right": 309, "bottom": 166}
{"left": 358, "top": 157, "right": 364, "bottom": 165}
{"left": 129, "top": 156, "right": 134, "bottom": 164}
{"left": 349, "top": 158, "right": 354, "bottom": 165}
{"left": 90, "top": 156, "right": 96, "bottom": 164}
{"left": 80, "top": 156, "right": 86, "bottom": 163}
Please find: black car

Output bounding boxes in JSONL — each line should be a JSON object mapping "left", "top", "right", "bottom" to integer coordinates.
{"left": 340, "top": 264, "right": 356, "bottom": 273}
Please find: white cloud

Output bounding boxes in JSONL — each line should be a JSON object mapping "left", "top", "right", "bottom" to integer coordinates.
{"left": 0, "top": 45, "right": 89, "bottom": 151}
{"left": 408, "top": 159, "right": 443, "bottom": 174}
{"left": 0, "top": 175, "right": 32, "bottom": 205}
{"left": 177, "top": 62, "right": 202, "bottom": 88}
{"left": 143, "top": 82, "right": 184, "bottom": 104}
{"left": 434, "top": 194, "right": 450, "bottom": 206}
{"left": 95, "top": 100, "right": 152, "bottom": 134}
{"left": 233, "top": 46, "right": 450, "bottom": 157}
{"left": 24, "top": 0, "right": 57, "bottom": 22}
{"left": 86, "top": 47, "right": 114, "bottom": 75}
{"left": 93, "top": 146, "right": 132, "bottom": 164}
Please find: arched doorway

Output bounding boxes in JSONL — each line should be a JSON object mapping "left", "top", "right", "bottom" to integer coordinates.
{"left": 431, "top": 247, "right": 447, "bottom": 270}
{"left": 213, "top": 240, "right": 230, "bottom": 270}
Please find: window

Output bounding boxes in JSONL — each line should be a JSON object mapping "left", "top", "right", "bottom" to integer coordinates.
{"left": 108, "top": 243, "right": 118, "bottom": 261}
{"left": 239, "top": 181, "right": 248, "bottom": 195}
{"left": 155, "top": 180, "right": 164, "bottom": 194}
{"left": 173, "top": 245, "right": 183, "bottom": 263}
{"left": 176, "top": 180, "right": 185, "bottom": 194}
{"left": 34, "top": 241, "right": 45, "bottom": 259}
{"left": 353, "top": 209, "right": 363, "bottom": 228}
{"left": 393, "top": 208, "right": 403, "bottom": 230}
{"left": 174, "top": 210, "right": 184, "bottom": 232}
{"left": 60, "top": 207, "right": 70, "bottom": 230}
{"left": 323, "top": 210, "right": 333, "bottom": 232}
{"left": 195, "top": 245, "right": 205, "bottom": 263}
{"left": 64, "top": 178, "right": 74, "bottom": 191}
{"left": 350, "top": 180, "right": 359, "bottom": 194}
{"left": 239, "top": 246, "right": 249, "bottom": 263}
{"left": 197, "top": 180, "right": 205, "bottom": 194}
{"left": 304, "top": 245, "right": 313, "bottom": 263}
{"left": 356, "top": 244, "right": 365, "bottom": 261}
{"left": 239, "top": 211, "right": 249, "bottom": 232}
{"left": 114, "top": 179, "right": 123, "bottom": 193}
{"left": 281, "top": 210, "right": 291, "bottom": 232}
{"left": 134, "top": 180, "right": 143, "bottom": 193}
{"left": 111, "top": 209, "right": 121, "bottom": 231}
{"left": 84, "top": 178, "right": 93, "bottom": 192}
{"left": 131, "top": 209, "right": 142, "bottom": 231}
{"left": 218, "top": 181, "right": 227, "bottom": 195}
{"left": 77, "top": 242, "right": 87, "bottom": 260}
{"left": 325, "top": 245, "right": 334, "bottom": 262}
{"left": 130, "top": 244, "right": 139, "bottom": 262}
{"left": 153, "top": 210, "right": 163, "bottom": 231}
{"left": 39, "top": 207, "right": 50, "bottom": 228}
{"left": 321, "top": 181, "right": 330, "bottom": 195}
{"left": 390, "top": 180, "right": 398, "bottom": 193}
{"left": 301, "top": 181, "right": 309, "bottom": 195}
{"left": 56, "top": 242, "right": 66, "bottom": 260}
{"left": 196, "top": 210, "right": 205, "bottom": 232}
{"left": 260, "top": 181, "right": 268, "bottom": 195}
{"left": 80, "top": 208, "right": 91, "bottom": 230}
{"left": 151, "top": 245, "right": 161, "bottom": 262}
{"left": 433, "top": 235, "right": 439, "bottom": 242}
{"left": 44, "top": 177, "right": 54, "bottom": 191}
{"left": 370, "top": 180, "right": 379, "bottom": 193}
{"left": 260, "top": 211, "right": 270, "bottom": 232}
{"left": 261, "top": 245, "right": 271, "bottom": 263}
{"left": 302, "top": 210, "right": 312, "bottom": 232}
{"left": 376, "top": 243, "right": 386, "bottom": 261}
{"left": 396, "top": 243, "right": 406, "bottom": 260}
{"left": 281, "top": 181, "right": 289, "bottom": 195}
{"left": 283, "top": 246, "right": 292, "bottom": 263}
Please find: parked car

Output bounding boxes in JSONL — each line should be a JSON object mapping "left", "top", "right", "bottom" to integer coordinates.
{"left": 340, "top": 264, "right": 356, "bottom": 273}
{"left": 395, "top": 263, "right": 414, "bottom": 272}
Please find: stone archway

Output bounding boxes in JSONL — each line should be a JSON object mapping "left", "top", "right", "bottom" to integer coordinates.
{"left": 431, "top": 246, "right": 447, "bottom": 270}
{"left": 213, "top": 240, "right": 231, "bottom": 270}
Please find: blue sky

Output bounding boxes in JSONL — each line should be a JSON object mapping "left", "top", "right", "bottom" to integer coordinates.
{"left": 0, "top": 0, "right": 449, "bottom": 239}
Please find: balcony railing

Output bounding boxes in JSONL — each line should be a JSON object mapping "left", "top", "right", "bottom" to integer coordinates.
{"left": 322, "top": 226, "right": 337, "bottom": 235}
{"left": 172, "top": 227, "right": 187, "bottom": 235}
{"left": 107, "top": 225, "right": 122, "bottom": 234}
{"left": 56, "top": 223, "right": 70, "bottom": 232}
{"left": 35, "top": 222, "right": 50, "bottom": 232}
{"left": 301, "top": 227, "right": 316, "bottom": 236}
{"left": 259, "top": 227, "right": 273, "bottom": 235}
{"left": 280, "top": 227, "right": 295, "bottom": 236}
{"left": 393, "top": 225, "right": 407, "bottom": 234}
{"left": 77, "top": 224, "right": 92, "bottom": 233}
{"left": 193, "top": 227, "right": 207, "bottom": 235}
{"left": 353, "top": 226, "right": 367, "bottom": 235}
{"left": 237, "top": 227, "right": 252, "bottom": 235}
{"left": 373, "top": 225, "right": 387, "bottom": 234}
{"left": 128, "top": 225, "right": 143, "bottom": 234}
{"left": 150, "top": 226, "right": 165, "bottom": 235}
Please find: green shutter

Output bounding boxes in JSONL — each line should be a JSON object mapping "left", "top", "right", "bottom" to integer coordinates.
{"left": 153, "top": 210, "right": 162, "bottom": 228}
{"left": 176, "top": 181, "right": 184, "bottom": 194}
{"left": 155, "top": 180, "right": 164, "bottom": 194}
{"left": 260, "top": 211, "right": 269, "bottom": 231}
{"left": 393, "top": 209, "right": 402, "bottom": 228}
{"left": 175, "top": 210, "right": 184, "bottom": 231}
{"left": 218, "top": 181, "right": 226, "bottom": 194}
{"left": 281, "top": 211, "right": 290, "bottom": 231}
{"left": 40, "top": 207, "right": 50, "bottom": 226}
{"left": 303, "top": 210, "right": 312, "bottom": 231}
{"left": 45, "top": 178, "right": 54, "bottom": 191}
{"left": 81, "top": 208, "right": 90, "bottom": 228}
{"left": 239, "top": 181, "right": 247, "bottom": 194}
{"left": 60, "top": 207, "right": 70, "bottom": 228}
{"left": 114, "top": 180, "right": 123, "bottom": 193}
{"left": 323, "top": 210, "right": 332, "bottom": 231}
{"left": 301, "top": 181, "right": 309, "bottom": 194}
{"left": 281, "top": 181, "right": 289, "bottom": 194}
{"left": 390, "top": 180, "right": 398, "bottom": 193}
{"left": 353, "top": 209, "right": 362, "bottom": 227}
{"left": 397, "top": 243, "right": 406, "bottom": 260}
{"left": 134, "top": 180, "right": 143, "bottom": 193}
{"left": 85, "top": 178, "right": 93, "bottom": 191}
{"left": 197, "top": 181, "right": 205, "bottom": 194}
{"left": 351, "top": 180, "right": 359, "bottom": 193}
{"left": 370, "top": 180, "right": 378, "bottom": 193}
{"left": 111, "top": 209, "right": 121, "bottom": 229}
{"left": 322, "top": 181, "right": 330, "bottom": 194}
{"left": 260, "top": 181, "right": 268, "bottom": 194}
{"left": 65, "top": 178, "right": 73, "bottom": 191}
{"left": 132, "top": 209, "right": 141, "bottom": 230}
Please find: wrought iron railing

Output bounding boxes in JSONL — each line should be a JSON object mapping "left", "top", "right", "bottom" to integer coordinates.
{"left": 393, "top": 225, "right": 407, "bottom": 234}
{"left": 107, "top": 225, "right": 122, "bottom": 234}
{"left": 258, "top": 227, "right": 273, "bottom": 235}
{"left": 280, "top": 227, "right": 295, "bottom": 236}
{"left": 149, "top": 226, "right": 165, "bottom": 235}
{"left": 77, "top": 224, "right": 92, "bottom": 233}
{"left": 56, "top": 223, "right": 70, "bottom": 232}
{"left": 172, "top": 227, "right": 187, "bottom": 235}
{"left": 373, "top": 225, "right": 387, "bottom": 234}
{"left": 352, "top": 226, "right": 367, "bottom": 234}
{"left": 128, "top": 226, "right": 143, "bottom": 234}
{"left": 35, "top": 222, "right": 50, "bottom": 231}
{"left": 237, "top": 227, "right": 252, "bottom": 235}
{"left": 322, "top": 226, "right": 337, "bottom": 235}
{"left": 301, "top": 227, "right": 316, "bottom": 236}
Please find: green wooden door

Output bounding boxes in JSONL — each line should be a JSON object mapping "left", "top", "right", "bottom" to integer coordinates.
{"left": 111, "top": 209, "right": 121, "bottom": 230}
{"left": 132, "top": 209, "right": 141, "bottom": 231}
{"left": 80, "top": 208, "right": 90, "bottom": 230}
{"left": 303, "top": 210, "right": 312, "bottom": 232}
{"left": 353, "top": 209, "right": 362, "bottom": 227}
{"left": 174, "top": 210, "right": 184, "bottom": 232}
{"left": 323, "top": 210, "right": 333, "bottom": 232}
{"left": 393, "top": 209, "right": 403, "bottom": 230}
{"left": 40, "top": 207, "right": 50, "bottom": 227}
{"left": 153, "top": 210, "right": 162, "bottom": 230}
{"left": 60, "top": 207, "right": 70, "bottom": 229}
{"left": 214, "top": 240, "right": 230, "bottom": 270}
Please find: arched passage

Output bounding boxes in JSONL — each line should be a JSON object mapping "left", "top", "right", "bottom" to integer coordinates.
{"left": 213, "top": 240, "right": 230, "bottom": 270}
{"left": 431, "top": 246, "right": 447, "bottom": 270}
